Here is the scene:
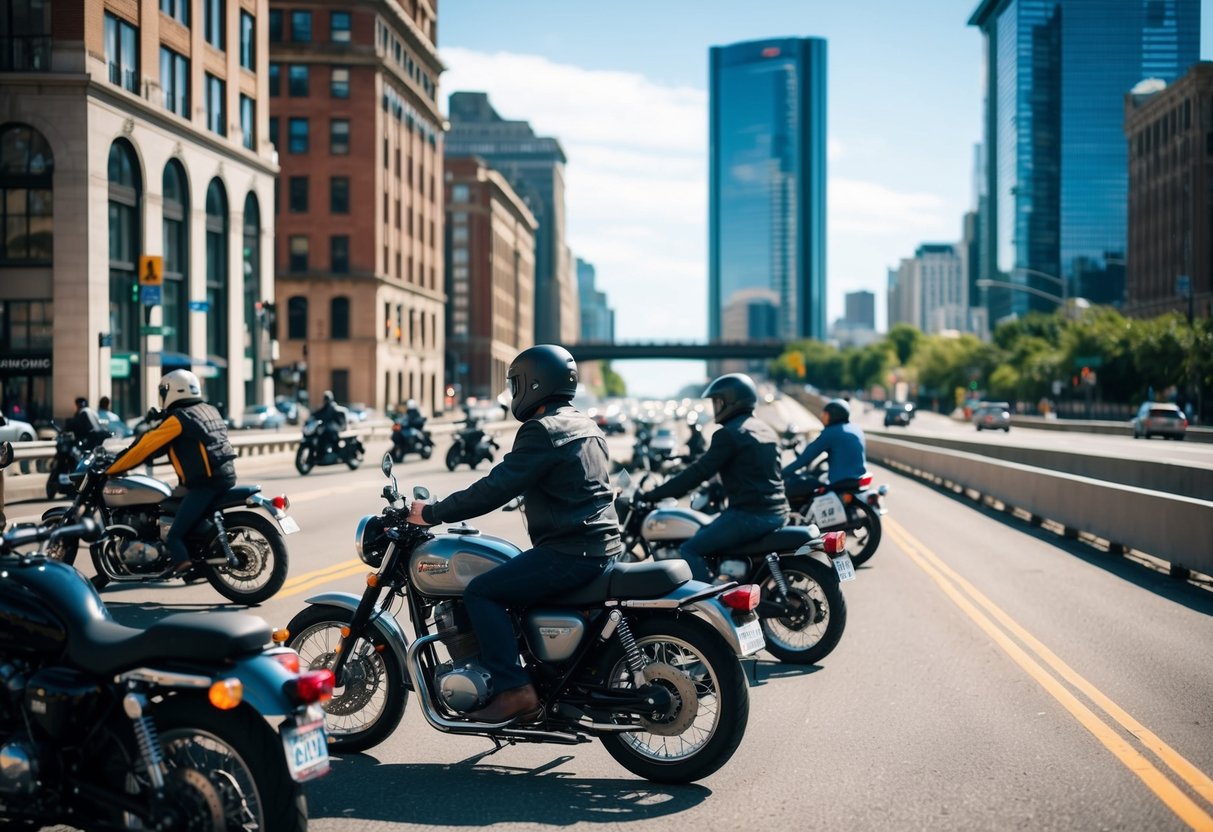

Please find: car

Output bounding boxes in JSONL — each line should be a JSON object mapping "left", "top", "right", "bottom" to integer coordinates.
{"left": 592, "top": 405, "right": 628, "bottom": 435}
{"left": 347, "top": 403, "right": 375, "bottom": 422}
{"left": 648, "top": 427, "right": 678, "bottom": 461}
{"left": 274, "top": 396, "right": 300, "bottom": 425}
{"left": 973, "top": 402, "right": 1011, "bottom": 432}
{"left": 883, "top": 401, "right": 915, "bottom": 427}
{"left": 0, "top": 415, "right": 36, "bottom": 442}
{"left": 237, "top": 404, "right": 286, "bottom": 431}
{"left": 1132, "top": 402, "right": 1187, "bottom": 440}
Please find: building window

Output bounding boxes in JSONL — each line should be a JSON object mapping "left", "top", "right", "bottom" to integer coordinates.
{"left": 331, "top": 235, "right": 349, "bottom": 273}
{"left": 268, "top": 9, "right": 282, "bottom": 42}
{"left": 160, "top": 47, "right": 190, "bottom": 116}
{"left": 108, "top": 139, "right": 142, "bottom": 417}
{"left": 104, "top": 13, "right": 139, "bottom": 93}
{"left": 287, "top": 296, "right": 308, "bottom": 339}
{"left": 268, "top": 63, "right": 280, "bottom": 96}
{"left": 269, "top": 116, "right": 279, "bottom": 150}
{"left": 330, "top": 177, "right": 349, "bottom": 213}
{"left": 330, "top": 119, "right": 349, "bottom": 155}
{"left": 243, "top": 193, "right": 263, "bottom": 405}
{"left": 239, "top": 95, "right": 255, "bottom": 150}
{"left": 288, "top": 176, "right": 308, "bottom": 212}
{"left": 451, "top": 184, "right": 470, "bottom": 203}
{"left": 1, "top": 1, "right": 50, "bottom": 71}
{"left": 289, "top": 236, "right": 308, "bottom": 272}
{"left": 204, "top": 0, "right": 224, "bottom": 50}
{"left": 330, "top": 66, "right": 349, "bottom": 99}
{"left": 239, "top": 11, "right": 255, "bottom": 70}
{"left": 330, "top": 11, "right": 351, "bottom": 43}
{"left": 288, "top": 118, "right": 308, "bottom": 153}
{"left": 331, "top": 368, "right": 349, "bottom": 403}
{"left": 204, "top": 179, "right": 229, "bottom": 403}
{"left": 330, "top": 297, "right": 350, "bottom": 339}
{"left": 160, "top": 0, "right": 189, "bottom": 26}
{"left": 205, "top": 74, "right": 225, "bottom": 136}
{"left": 290, "top": 11, "right": 312, "bottom": 43}
{"left": 161, "top": 160, "right": 190, "bottom": 355}
{"left": 288, "top": 65, "right": 309, "bottom": 96}
{"left": 0, "top": 123, "right": 54, "bottom": 264}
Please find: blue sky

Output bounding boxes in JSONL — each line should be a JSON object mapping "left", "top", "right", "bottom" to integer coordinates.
{"left": 439, "top": 1, "right": 1213, "bottom": 399}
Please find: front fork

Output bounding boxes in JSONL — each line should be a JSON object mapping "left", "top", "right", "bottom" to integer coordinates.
{"left": 331, "top": 581, "right": 388, "bottom": 685}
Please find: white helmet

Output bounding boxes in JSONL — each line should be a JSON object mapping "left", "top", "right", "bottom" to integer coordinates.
{"left": 158, "top": 369, "right": 203, "bottom": 409}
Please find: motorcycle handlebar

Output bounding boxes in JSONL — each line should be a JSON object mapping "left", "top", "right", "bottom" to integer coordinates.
{"left": 2, "top": 518, "right": 101, "bottom": 553}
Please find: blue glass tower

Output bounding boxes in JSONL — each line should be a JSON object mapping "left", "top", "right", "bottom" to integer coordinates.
{"left": 970, "top": 0, "right": 1200, "bottom": 321}
{"left": 709, "top": 37, "right": 827, "bottom": 344}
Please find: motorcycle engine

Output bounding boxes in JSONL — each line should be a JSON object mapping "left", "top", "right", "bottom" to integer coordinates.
{"left": 431, "top": 601, "right": 492, "bottom": 712}
{"left": 0, "top": 661, "right": 37, "bottom": 798}
{"left": 651, "top": 545, "right": 683, "bottom": 562}
{"left": 108, "top": 511, "right": 166, "bottom": 566}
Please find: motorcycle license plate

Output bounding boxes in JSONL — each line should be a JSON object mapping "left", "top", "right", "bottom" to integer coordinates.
{"left": 833, "top": 555, "right": 857, "bottom": 582}
{"left": 734, "top": 617, "right": 766, "bottom": 656}
{"left": 282, "top": 720, "right": 329, "bottom": 782}
{"left": 278, "top": 515, "right": 301, "bottom": 535}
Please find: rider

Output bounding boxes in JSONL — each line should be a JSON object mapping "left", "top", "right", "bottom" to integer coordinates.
{"left": 403, "top": 398, "right": 427, "bottom": 431}
{"left": 638, "top": 373, "right": 788, "bottom": 581}
{"left": 782, "top": 398, "right": 867, "bottom": 490}
{"left": 407, "top": 344, "right": 622, "bottom": 723}
{"left": 66, "top": 397, "right": 109, "bottom": 450}
{"left": 311, "top": 390, "right": 348, "bottom": 456}
{"left": 105, "top": 370, "right": 237, "bottom": 576}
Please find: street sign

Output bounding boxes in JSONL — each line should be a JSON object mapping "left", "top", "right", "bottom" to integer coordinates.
{"left": 98, "top": 333, "right": 113, "bottom": 348}
{"left": 138, "top": 255, "right": 164, "bottom": 286}
{"left": 140, "top": 325, "right": 175, "bottom": 336}
{"left": 140, "top": 285, "right": 162, "bottom": 306}
{"left": 1073, "top": 356, "right": 1103, "bottom": 368}
{"left": 110, "top": 356, "right": 131, "bottom": 378}
{"left": 189, "top": 300, "right": 209, "bottom": 312}
{"left": 1177, "top": 275, "right": 1191, "bottom": 298}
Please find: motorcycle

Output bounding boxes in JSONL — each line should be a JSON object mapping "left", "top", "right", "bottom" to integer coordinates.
{"left": 283, "top": 453, "right": 760, "bottom": 784}
{"left": 0, "top": 517, "right": 331, "bottom": 829}
{"left": 784, "top": 464, "right": 888, "bottom": 567}
{"left": 617, "top": 472, "right": 852, "bottom": 665}
{"left": 38, "top": 449, "right": 295, "bottom": 605}
{"left": 46, "top": 426, "right": 112, "bottom": 500}
{"left": 445, "top": 418, "right": 499, "bottom": 471}
{"left": 296, "top": 418, "right": 365, "bottom": 475}
{"left": 390, "top": 420, "right": 435, "bottom": 463}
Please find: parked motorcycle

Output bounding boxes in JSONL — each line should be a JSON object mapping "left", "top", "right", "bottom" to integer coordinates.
{"left": 283, "top": 453, "right": 759, "bottom": 784}
{"left": 296, "top": 418, "right": 365, "bottom": 475}
{"left": 38, "top": 448, "right": 295, "bottom": 604}
{"left": 0, "top": 517, "right": 330, "bottom": 829}
{"left": 45, "top": 425, "right": 112, "bottom": 500}
{"left": 390, "top": 420, "right": 434, "bottom": 462}
{"left": 618, "top": 472, "right": 852, "bottom": 665}
{"left": 784, "top": 468, "right": 887, "bottom": 567}
{"left": 445, "top": 418, "right": 499, "bottom": 471}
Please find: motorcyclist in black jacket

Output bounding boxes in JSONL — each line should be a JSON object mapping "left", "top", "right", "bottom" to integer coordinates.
{"left": 639, "top": 373, "right": 789, "bottom": 581}
{"left": 403, "top": 399, "right": 426, "bottom": 430}
{"left": 66, "top": 397, "right": 110, "bottom": 450}
{"left": 310, "top": 390, "right": 348, "bottom": 456}
{"left": 407, "top": 344, "right": 622, "bottom": 723}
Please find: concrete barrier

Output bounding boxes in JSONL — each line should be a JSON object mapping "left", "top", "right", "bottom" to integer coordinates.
{"left": 1008, "top": 414, "right": 1213, "bottom": 444}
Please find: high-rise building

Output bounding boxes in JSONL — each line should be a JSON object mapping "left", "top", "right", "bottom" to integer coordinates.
{"left": 0, "top": 0, "right": 276, "bottom": 423}
{"left": 709, "top": 37, "right": 827, "bottom": 344}
{"left": 444, "top": 156, "right": 536, "bottom": 401}
{"left": 270, "top": 1, "right": 445, "bottom": 416}
{"left": 969, "top": 0, "right": 1200, "bottom": 323}
{"left": 844, "top": 291, "right": 875, "bottom": 330}
{"left": 576, "top": 259, "right": 615, "bottom": 343}
{"left": 1124, "top": 64, "right": 1213, "bottom": 321}
{"left": 446, "top": 92, "right": 578, "bottom": 346}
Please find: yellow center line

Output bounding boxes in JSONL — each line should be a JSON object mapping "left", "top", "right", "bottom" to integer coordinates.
{"left": 276, "top": 563, "right": 369, "bottom": 600}
{"left": 280, "top": 558, "right": 362, "bottom": 590}
{"left": 885, "top": 519, "right": 1213, "bottom": 831}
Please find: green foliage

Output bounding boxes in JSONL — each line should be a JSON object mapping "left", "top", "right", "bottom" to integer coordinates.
{"left": 601, "top": 362, "right": 627, "bottom": 398}
{"left": 886, "top": 324, "right": 922, "bottom": 366}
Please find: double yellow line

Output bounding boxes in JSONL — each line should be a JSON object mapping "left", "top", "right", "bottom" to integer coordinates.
{"left": 276, "top": 557, "right": 366, "bottom": 599}
{"left": 886, "top": 518, "right": 1213, "bottom": 831}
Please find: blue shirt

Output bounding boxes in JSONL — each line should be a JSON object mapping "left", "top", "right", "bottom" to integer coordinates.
{"left": 782, "top": 422, "right": 867, "bottom": 484}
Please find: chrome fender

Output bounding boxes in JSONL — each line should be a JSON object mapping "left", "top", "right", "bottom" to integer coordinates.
{"left": 302, "top": 592, "right": 411, "bottom": 683}
{"left": 614, "top": 579, "right": 749, "bottom": 655}
{"left": 790, "top": 544, "right": 834, "bottom": 572}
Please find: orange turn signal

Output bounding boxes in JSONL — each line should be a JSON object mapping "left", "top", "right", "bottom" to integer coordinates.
{"left": 340, "top": 626, "right": 351, "bottom": 638}
{"left": 367, "top": 574, "right": 380, "bottom": 588}
{"left": 208, "top": 678, "right": 244, "bottom": 710}
{"left": 271, "top": 628, "right": 290, "bottom": 643}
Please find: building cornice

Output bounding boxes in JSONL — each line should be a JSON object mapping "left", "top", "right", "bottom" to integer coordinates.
{"left": 967, "top": 0, "right": 1007, "bottom": 28}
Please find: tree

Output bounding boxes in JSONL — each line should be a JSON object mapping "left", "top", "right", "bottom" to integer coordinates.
{"left": 601, "top": 361, "right": 627, "bottom": 398}
{"left": 886, "top": 324, "right": 922, "bottom": 366}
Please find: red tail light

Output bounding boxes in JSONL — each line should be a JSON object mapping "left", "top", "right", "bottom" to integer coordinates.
{"left": 284, "top": 669, "right": 335, "bottom": 704}
{"left": 822, "top": 531, "right": 846, "bottom": 554}
{"left": 272, "top": 494, "right": 290, "bottom": 510}
{"left": 859, "top": 473, "right": 873, "bottom": 488}
{"left": 271, "top": 650, "right": 301, "bottom": 674}
{"left": 720, "top": 584, "right": 761, "bottom": 611}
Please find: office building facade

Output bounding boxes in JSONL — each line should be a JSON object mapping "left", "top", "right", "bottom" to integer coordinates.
{"left": 576, "top": 258, "right": 614, "bottom": 343}
{"left": 709, "top": 37, "right": 827, "bottom": 344}
{"left": 844, "top": 290, "right": 875, "bottom": 330}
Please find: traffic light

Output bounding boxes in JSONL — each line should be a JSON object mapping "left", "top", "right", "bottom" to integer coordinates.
{"left": 130, "top": 281, "right": 139, "bottom": 303}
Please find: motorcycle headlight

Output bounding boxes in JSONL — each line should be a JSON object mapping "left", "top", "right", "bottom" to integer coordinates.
{"left": 354, "top": 514, "right": 388, "bottom": 567}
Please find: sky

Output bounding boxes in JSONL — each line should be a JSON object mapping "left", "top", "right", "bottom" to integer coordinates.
{"left": 438, "top": 1, "right": 1213, "bottom": 399}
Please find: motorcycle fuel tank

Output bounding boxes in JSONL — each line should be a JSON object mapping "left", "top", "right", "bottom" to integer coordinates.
{"left": 409, "top": 531, "right": 522, "bottom": 596}
{"left": 103, "top": 474, "right": 172, "bottom": 508}
{"left": 641, "top": 505, "right": 714, "bottom": 542}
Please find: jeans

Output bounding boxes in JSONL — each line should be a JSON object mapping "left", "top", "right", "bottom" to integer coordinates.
{"left": 166, "top": 471, "right": 236, "bottom": 566}
{"left": 463, "top": 546, "right": 612, "bottom": 693}
{"left": 680, "top": 509, "right": 787, "bottom": 581}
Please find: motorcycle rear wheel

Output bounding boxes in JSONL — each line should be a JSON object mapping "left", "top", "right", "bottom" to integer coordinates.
{"left": 346, "top": 443, "right": 364, "bottom": 470}
{"left": 202, "top": 511, "right": 290, "bottom": 605}
{"left": 840, "top": 500, "right": 882, "bottom": 567}
{"left": 420, "top": 443, "right": 433, "bottom": 460}
{"left": 445, "top": 444, "right": 460, "bottom": 471}
{"left": 294, "top": 444, "right": 315, "bottom": 475}
{"left": 755, "top": 555, "right": 847, "bottom": 665}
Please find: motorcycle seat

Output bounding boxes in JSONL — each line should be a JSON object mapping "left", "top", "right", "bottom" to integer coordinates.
{"left": 213, "top": 484, "right": 262, "bottom": 509}
{"left": 561, "top": 560, "right": 691, "bottom": 605}
{"left": 67, "top": 612, "right": 272, "bottom": 676}
{"left": 730, "top": 526, "right": 817, "bottom": 556}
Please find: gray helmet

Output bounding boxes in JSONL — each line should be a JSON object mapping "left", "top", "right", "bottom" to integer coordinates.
{"left": 703, "top": 373, "right": 758, "bottom": 424}
{"left": 322, "top": 390, "right": 335, "bottom": 406}
{"left": 507, "top": 344, "right": 578, "bottom": 421}
{"left": 823, "top": 398, "right": 851, "bottom": 424}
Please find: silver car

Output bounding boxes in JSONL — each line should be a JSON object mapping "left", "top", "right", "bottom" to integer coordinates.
{"left": 0, "top": 416, "right": 36, "bottom": 442}
{"left": 1132, "top": 402, "right": 1187, "bottom": 440}
{"left": 973, "top": 402, "right": 1011, "bottom": 432}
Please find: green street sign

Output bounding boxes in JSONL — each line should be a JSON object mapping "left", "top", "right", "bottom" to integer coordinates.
{"left": 1074, "top": 355, "right": 1103, "bottom": 368}
{"left": 110, "top": 356, "right": 131, "bottom": 379}
{"left": 140, "top": 325, "right": 175, "bottom": 336}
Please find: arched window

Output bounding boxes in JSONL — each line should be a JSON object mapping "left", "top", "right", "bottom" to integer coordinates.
{"left": 161, "top": 159, "right": 189, "bottom": 355}
{"left": 0, "top": 123, "right": 53, "bottom": 263}
{"left": 108, "top": 139, "right": 141, "bottom": 417}
{"left": 287, "top": 295, "right": 308, "bottom": 340}
{"left": 242, "top": 192, "right": 262, "bottom": 405}
{"left": 330, "top": 296, "right": 350, "bottom": 340}
{"left": 205, "top": 178, "right": 229, "bottom": 405}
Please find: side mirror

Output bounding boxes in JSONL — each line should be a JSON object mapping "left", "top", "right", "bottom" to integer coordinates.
{"left": 0, "top": 440, "right": 13, "bottom": 470}
{"left": 381, "top": 452, "right": 393, "bottom": 478}
{"left": 413, "top": 486, "right": 430, "bottom": 502}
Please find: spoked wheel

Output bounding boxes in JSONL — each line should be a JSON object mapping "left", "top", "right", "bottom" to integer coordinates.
{"left": 839, "top": 500, "right": 882, "bottom": 567}
{"left": 39, "top": 506, "right": 81, "bottom": 565}
{"left": 757, "top": 555, "right": 847, "bottom": 665}
{"left": 203, "top": 512, "right": 289, "bottom": 605}
{"left": 286, "top": 604, "right": 408, "bottom": 753}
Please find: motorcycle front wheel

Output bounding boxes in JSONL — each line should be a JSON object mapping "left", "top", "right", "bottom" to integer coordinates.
{"left": 294, "top": 444, "right": 315, "bottom": 475}
{"left": 445, "top": 444, "right": 460, "bottom": 471}
{"left": 39, "top": 506, "right": 81, "bottom": 565}
{"left": 202, "top": 511, "right": 290, "bottom": 605}
{"left": 286, "top": 604, "right": 408, "bottom": 753}
{"left": 346, "top": 443, "right": 364, "bottom": 470}
{"left": 840, "top": 500, "right": 882, "bottom": 567}
{"left": 755, "top": 555, "right": 847, "bottom": 665}
{"left": 592, "top": 616, "right": 749, "bottom": 784}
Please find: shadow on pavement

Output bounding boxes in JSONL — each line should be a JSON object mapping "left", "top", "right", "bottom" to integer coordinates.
{"left": 308, "top": 754, "right": 710, "bottom": 826}
{"left": 742, "top": 657, "right": 822, "bottom": 687}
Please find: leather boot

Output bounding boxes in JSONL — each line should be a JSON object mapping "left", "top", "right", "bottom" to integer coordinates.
{"left": 467, "top": 683, "right": 541, "bottom": 723}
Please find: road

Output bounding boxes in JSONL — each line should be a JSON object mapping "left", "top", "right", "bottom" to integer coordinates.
{"left": 13, "top": 413, "right": 1213, "bottom": 832}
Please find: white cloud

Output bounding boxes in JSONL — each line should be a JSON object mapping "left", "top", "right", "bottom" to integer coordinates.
{"left": 830, "top": 178, "right": 948, "bottom": 235}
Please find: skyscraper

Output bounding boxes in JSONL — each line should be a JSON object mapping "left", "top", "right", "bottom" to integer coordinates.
{"left": 709, "top": 37, "right": 827, "bottom": 344}
{"left": 577, "top": 259, "right": 615, "bottom": 343}
{"left": 969, "top": 0, "right": 1200, "bottom": 322}
{"left": 844, "top": 291, "right": 876, "bottom": 330}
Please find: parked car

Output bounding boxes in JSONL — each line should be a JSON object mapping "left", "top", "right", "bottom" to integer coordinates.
{"left": 592, "top": 405, "right": 628, "bottom": 435}
{"left": 1132, "top": 402, "right": 1187, "bottom": 440}
{"left": 973, "top": 402, "right": 1011, "bottom": 432}
{"left": 237, "top": 404, "right": 286, "bottom": 431}
{"left": 883, "top": 401, "right": 915, "bottom": 427}
{"left": 0, "top": 415, "right": 36, "bottom": 442}
{"left": 274, "top": 396, "right": 300, "bottom": 425}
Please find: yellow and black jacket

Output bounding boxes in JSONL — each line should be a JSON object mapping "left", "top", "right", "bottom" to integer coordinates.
{"left": 108, "top": 402, "right": 237, "bottom": 486}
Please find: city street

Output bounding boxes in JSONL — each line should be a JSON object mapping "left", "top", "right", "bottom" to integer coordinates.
{"left": 13, "top": 413, "right": 1213, "bottom": 832}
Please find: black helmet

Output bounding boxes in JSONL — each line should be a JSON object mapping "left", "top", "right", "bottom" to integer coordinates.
{"left": 823, "top": 398, "right": 851, "bottom": 424}
{"left": 702, "top": 373, "right": 758, "bottom": 424}
{"left": 507, "top": 344, "right": 578, "bottom": 420}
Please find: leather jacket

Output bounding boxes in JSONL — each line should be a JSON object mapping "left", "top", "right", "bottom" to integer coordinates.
{"left": 108, "top": 401, "right": 237, "bottom": 486}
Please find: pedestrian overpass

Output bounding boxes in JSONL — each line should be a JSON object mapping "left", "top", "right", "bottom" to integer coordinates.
{"left": 567, "top": 340, "right": 786, "bottom": 361}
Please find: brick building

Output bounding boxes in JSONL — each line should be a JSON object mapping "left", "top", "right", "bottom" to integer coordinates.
{"left": 444, "top": 156, "right": 536, "bottom": 401}
{"left": 270, "top": 0, "right": 445, "bottom": 416}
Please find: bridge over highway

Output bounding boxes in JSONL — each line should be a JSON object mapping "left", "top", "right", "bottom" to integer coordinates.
{"left": 567, "top": 340, "right": 786, "bottom": 361}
